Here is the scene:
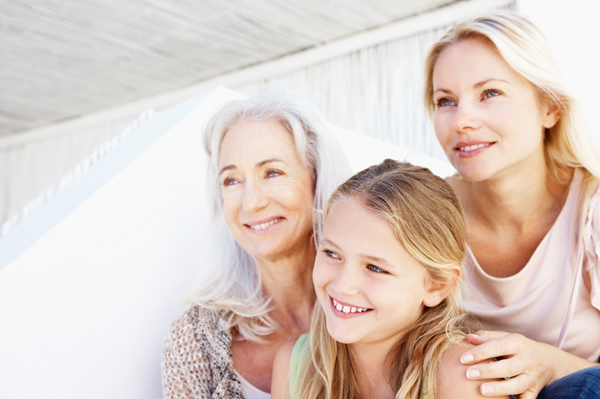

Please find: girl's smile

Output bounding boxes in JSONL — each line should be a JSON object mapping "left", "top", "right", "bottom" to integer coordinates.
{"left": 313, "top": 197, "right": 442, "bottom": 347}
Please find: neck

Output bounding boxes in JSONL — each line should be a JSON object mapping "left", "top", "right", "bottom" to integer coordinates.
{"left": 349, "top": 341, "right": 397, "bottom": 399}
{"left": 458, "top": 163, "right": 572, "bottom": 231}
{"left": 257, "top": 241, "right": 316, "bottom": 336}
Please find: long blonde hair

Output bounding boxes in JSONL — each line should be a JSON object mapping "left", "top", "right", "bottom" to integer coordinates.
{"left": 295, "top": 159, "right": 467, "bottom": 399}
{"left": 423, "top": 12, "right": 600, "bottom": 225}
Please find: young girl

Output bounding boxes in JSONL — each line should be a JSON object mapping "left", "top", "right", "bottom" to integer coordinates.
{"left": 271, "top": 159, "right": 506, "bottom": 399}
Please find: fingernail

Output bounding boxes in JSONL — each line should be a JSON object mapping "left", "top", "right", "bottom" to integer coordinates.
{"left": 460, "top": 354, "right": 474, "bottom": 364}
{"left": 481, "top": 385, "right": 494, "bottom": 396}
{"left": 466, "top": 368, "right": 480, "bottom": 379}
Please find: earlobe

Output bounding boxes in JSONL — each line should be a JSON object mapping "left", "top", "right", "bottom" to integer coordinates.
{"left": 423, "top": 265, "right": 461, "bottom": 307}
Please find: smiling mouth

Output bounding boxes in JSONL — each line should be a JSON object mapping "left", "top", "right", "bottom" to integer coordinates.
{"left": 456, "top": 143, "right": 492, "bottom": 152}
{"left": 332, "top": 298, "right": 372, "bottom": 314}
{"left": 247, "top": 218, "right": 283, "bottom": 231}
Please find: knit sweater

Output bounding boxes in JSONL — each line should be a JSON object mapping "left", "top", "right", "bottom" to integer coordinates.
{"left": 161, "top": 306, "right": 244, "bottom": 399}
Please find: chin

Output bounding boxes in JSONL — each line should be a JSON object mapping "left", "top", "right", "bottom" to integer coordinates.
{"left": 454, "top": 165, "right": 496, "bottom": 182}
{"left": 325, "top": 321, "right": 357, "bottom": 344}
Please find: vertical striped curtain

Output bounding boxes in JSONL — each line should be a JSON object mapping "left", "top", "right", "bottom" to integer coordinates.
{"left": 1, "top": 24, "right": 452, "bottom": 232}
{"left": 234, "top": 25, "right": 451, "bottom": 161}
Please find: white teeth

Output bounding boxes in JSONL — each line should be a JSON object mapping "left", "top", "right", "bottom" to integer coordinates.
{"left": 333, "top": 298, "right": 369, "bottom": 313}
{"left": 459, "top": 143, "right": 489, "bottom": 152}
{"left": 250, "top": 218, "right": 280, "bottom": 230}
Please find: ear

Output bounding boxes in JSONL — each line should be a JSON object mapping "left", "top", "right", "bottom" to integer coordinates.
{"left": 423, "top": 265, "right": 461, "bottom": 308}
{"left": 541, "top": 100, "right": 562, "bottom": 129}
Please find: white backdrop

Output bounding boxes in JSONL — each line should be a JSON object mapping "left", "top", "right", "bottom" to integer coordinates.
{"left": 0, "top": 87, "right": 453, "bottom": 399}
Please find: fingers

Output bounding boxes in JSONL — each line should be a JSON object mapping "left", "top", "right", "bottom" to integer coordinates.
{"left": 461, "top": 332, "right": 526, "bottom": 365}
{"left": 474, "top": 374, "right": 541, "bottom": 398}
{"left": 465, "top": 330, "right": 510, "bottom": 346}
{"left": 466, "top": 356, "right": 532, "bottom": 381}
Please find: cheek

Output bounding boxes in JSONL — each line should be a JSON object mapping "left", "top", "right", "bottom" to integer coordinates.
{"left": 312, "top": 257, "right": 331, "bottom": 293}
{"left": 221, "top": 193, "right": 240, "bottom": 223}
{"left": 433, "top": 114, "right": 452, "bottom": 145}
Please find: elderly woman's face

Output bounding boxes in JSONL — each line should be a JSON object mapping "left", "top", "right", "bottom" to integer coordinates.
{"left": 218, "top": 118, "right": 315, "bottom": 263}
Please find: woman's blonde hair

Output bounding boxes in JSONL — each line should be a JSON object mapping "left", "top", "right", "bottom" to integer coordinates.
{"left": 295, "top": 159, "right": 467, "bottom": 399}
{"left": 186, "top": 91, "right": 351, "bottom": 342}
{"left": 423, "top": 11, "right": 600, "bottom": 186}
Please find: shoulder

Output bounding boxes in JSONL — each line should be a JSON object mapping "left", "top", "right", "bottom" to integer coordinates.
{"left": 582, "top": 179, "right": 600, "bottom": 308}
{"left": 162, "top": 307, "right": 215, "bottom": 396}
{"left": 165, "top": 307, "right": 198, "bottom": 347}
{"left": 436, "top": 340, "right": 509, "bottom": 399}
{"left": 163, "top": 306, "right": 230, "bottom": 359}
{"left": 271, "top": 338, "right": 298, "bottom": 399}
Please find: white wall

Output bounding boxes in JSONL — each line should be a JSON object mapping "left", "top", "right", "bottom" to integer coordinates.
{"left": 0, "top": 87, "right": 453, "bottom": 399}
{"left": 517, "top": 0, "right": 600, "bottom": 144}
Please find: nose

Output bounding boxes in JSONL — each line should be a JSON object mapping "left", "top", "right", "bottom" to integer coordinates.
{"left": 330, "top": 263, "right": 361, "bottom": 297}
{"left": 242, "top": 180, "right": 269, "bottom": 213}
{"left": 451, "top": 102, "right": 482, "bottom": 133}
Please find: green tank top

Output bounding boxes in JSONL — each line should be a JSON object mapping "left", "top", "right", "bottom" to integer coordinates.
{"left": 288, "top": 334, "right": 447, "bottom": 399}
{"left": 289, "top": 334, "right": 311, "bottom": 398}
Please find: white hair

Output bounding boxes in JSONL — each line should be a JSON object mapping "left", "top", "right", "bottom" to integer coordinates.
{"left": 185, "top": 91, "right": 352, "bottom": 341}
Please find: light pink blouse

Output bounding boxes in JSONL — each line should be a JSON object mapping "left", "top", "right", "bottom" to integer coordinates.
{"left": 462, "top": 170, "right": 600, "bottom": 362}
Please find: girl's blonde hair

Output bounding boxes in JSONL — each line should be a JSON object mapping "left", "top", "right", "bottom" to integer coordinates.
{"left": 423, "top": 11, "right": 600, "bottom": 197}
{"left": 295, "top": 159, "right": 467, "bottom": 399}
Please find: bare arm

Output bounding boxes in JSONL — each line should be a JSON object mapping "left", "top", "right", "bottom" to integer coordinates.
{"left": 459, "top": 331, "right": 599, "bottom": 398}
{"left": 437, "top": 340, "right": 510, "bottom": 399}
{"left": 271, "top": 339, "right": 296, "bottom": 399}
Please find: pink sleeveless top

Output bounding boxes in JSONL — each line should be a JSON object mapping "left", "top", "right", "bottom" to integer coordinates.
{"left": 462, "top": 170, "right": 600, "bottom": 362}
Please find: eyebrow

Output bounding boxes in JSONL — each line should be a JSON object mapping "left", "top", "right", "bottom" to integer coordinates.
{"left": 433, "top": 78, "right": 510, "bottom": 95}
{"left": 219, "top": 158, "right": 283, "bottom": 175}
{"left": 474, "top": 78, "right": 509, "bottom": 88}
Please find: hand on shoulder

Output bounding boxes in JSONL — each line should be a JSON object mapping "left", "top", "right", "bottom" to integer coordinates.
{"left": 437, "top": 339, "right": 510, "bottom": 399}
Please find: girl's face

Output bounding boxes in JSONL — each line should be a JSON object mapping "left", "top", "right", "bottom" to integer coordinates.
{"left": 432, "top": 38, "right": 560, "bottom": 182}
{"left": 313, "top": 197, "right": 446, "bottom": 348}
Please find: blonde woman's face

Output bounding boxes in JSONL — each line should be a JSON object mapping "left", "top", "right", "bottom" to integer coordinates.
{"left": 432, "top": 38, "right": 560, "bottom": 182}
{"left": 218, "top": 118, "right": 315, "bottom": 263}
{"left": 313, "top": 197, "right": 443, "bottom": 349}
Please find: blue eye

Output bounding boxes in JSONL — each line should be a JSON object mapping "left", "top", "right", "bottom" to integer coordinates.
{"left": 367, "top": 264, "right": 387, "bottom": 274}
{"left": 266, "top": 170, "right": 282, "bottom": 178}
{"left": 324, "top": 250, "right": 341, "bottom": 260}
{"left": 436, "top": 98, "right": 455, "bottom": 107}
{"left": 223, "top": 178, "right": 237, "bottom": 186}
{"left": 483, "top": 89, "right": 501, "bottom": 99}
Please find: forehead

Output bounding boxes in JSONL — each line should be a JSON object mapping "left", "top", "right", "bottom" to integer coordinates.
{"left": 218, "top": 118, "right": 301, "bottom": 166}
{"left": 433, "top": 38, "right": 519, "bottom": 86}
{"left": 325, "top": 198, "right": 396, "bottom": 247}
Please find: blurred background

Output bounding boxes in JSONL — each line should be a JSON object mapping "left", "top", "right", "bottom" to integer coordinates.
{"left": 0, "top": 0, "right": 598, "bottom": 398}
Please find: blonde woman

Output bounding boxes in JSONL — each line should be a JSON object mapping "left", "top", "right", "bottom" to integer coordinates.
{"left": 161, "top": 92, "right": 351, "bottom": 398}
{"left": 271, "top": 160, "right": 508, "bottom": 399}
{"left": 424, "top": 11, "right": 600, "bottom": 398}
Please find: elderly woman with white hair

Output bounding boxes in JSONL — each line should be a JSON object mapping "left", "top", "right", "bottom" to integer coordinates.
{"left": 161, "top": 92, "right": 351, "bottom": 398}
